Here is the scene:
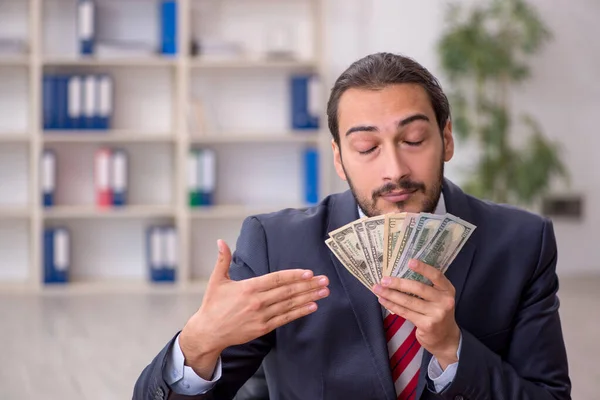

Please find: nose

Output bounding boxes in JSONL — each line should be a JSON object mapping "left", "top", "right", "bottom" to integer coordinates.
{"left": 381, "top": 144, "right": 410, "bottom": 183}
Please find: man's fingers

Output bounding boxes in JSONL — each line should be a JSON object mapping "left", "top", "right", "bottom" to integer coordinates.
{"left": 374, "top": 287, "right": 430, "bottom": 315}
{"left": 261, "top": 275, "right": 329, "bottom": 307}
{"left": 265, "top": 302, "right": 319, "bottom": 331}
{"left": 251, "top": 269, "right": 316, "bottom": 292}
{"left": 378, "top": 297, "right": 427, "bottom": 327}
{"left": 377, "top": 276, "right": 437, "bottom": 301}
{"left": 264, "top": 286, "right": 330, "bottom": 319}
{"left": 407, "top": 259, "right": 453, "bottom": 291}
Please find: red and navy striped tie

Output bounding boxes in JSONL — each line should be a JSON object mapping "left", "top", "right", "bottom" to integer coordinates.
{"left": 384, "top": 310, "right": 424, "bottom": 399}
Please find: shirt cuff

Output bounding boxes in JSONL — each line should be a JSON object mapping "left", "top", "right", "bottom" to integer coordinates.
{"left": 427, "top": 332, "right": 462, "bottom": 393}
{"left": 163, "top": 333, "right": 222, "bottom": 396}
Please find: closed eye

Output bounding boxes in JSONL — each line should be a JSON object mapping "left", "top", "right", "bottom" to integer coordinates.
{"left": 358, "top": 147, "right": 377, "bottom": 155}
{"left": 405, "top": 140, "right": 424, "bottom": 147}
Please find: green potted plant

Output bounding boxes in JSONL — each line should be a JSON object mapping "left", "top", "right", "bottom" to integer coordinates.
{"left": 437, "top": 0, "right": 568, "bottom": 209}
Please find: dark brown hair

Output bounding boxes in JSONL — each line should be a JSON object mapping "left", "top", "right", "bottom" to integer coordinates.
{"left": 326, "top": 52, "right": 450, "bottom": 145}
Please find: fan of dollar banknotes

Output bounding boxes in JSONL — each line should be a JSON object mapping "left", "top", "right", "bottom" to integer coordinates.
{"left": 325, "top": 212, "right": 476, "bottom": 291}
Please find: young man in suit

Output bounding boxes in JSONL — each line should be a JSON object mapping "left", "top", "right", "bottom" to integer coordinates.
{"left": 133, "top": 52, "right": 571, "bottom": 400}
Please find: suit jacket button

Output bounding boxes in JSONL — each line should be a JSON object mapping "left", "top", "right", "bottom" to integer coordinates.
{"left": 154, "top": 387, "right": 165, "bottom": 400}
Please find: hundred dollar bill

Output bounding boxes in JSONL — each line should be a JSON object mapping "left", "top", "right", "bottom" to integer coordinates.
{"left": 399, "top": 215, "right": 476, "bottom": 285}
{"left": 383, "top": 213, "right": 407, "bottom": 276}
{"left": 329, "top": 225, "right": 374, "bottom": 287}
{"left": 390, "top": 213, "right": 444, "bottom": 278}
{"left": 352, "top": 219, "right": 378, "bottom": 285}
{"left": 325, "top": 238, "right": 371, "bottom": 290}
{"left": 387, "top": 213, "right": 419, "bottom": 278}
{"left": 438, "top": 216, "right": 476, "bottom": 272}
{"left": 364, "top": 216, "right": 385, "bottom": 282}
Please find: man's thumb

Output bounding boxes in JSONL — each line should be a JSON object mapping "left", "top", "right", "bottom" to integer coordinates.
{"left": 213, "top": 239, "right": 232, "bottom": 280}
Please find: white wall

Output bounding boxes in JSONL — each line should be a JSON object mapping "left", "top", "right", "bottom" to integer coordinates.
{"left": 322, "top": 0, "right": 599, "bottom": 277}
{"left": 509, "top": 0, "right": 599, "bottom": 277}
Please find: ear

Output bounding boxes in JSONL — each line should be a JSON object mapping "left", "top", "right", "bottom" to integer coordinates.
{"left": 442, "top": 119, "right": 454, "bottom": 162}
{"left": 331, "top": 139, "right": 347, "bottom": 181}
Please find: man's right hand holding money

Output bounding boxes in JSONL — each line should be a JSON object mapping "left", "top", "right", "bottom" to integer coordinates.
{"left": 179, "top": 239, "right": 331, "bottom": 381}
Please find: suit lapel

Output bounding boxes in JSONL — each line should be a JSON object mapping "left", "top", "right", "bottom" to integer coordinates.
{"left": 438, "top": 178, "right": 478, "bottom": 305}
{"left": 415, "top": 179, "right": 479, "bottom": 398}
{"left": 326, "top": 191, "right": 397, "bottom": 400}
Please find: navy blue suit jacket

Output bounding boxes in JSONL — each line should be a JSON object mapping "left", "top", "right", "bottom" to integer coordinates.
{"left": 134, "top": 179, "right": 571, "bottom": 400}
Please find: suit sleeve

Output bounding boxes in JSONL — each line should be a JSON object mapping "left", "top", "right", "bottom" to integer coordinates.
{"left": 132, "top": 216, "right": 275, "bottom": 400}
{"left": 432, "top": 218, "right": 571, "bottom": 400}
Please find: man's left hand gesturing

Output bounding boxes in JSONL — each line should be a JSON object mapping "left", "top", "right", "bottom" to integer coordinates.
{"left": 373, "top": 259, "right": 461, "bottom": 370}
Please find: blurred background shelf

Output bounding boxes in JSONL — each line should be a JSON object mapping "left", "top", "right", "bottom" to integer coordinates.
{"left": 0, "top": 133, "right": 30, "bottom": 143}
{"left": 42, "top": 131, "right": 176, "bottom": 143}
{"left": 190, "top": 58, "right": 318, "bottom": 70}
{"left": 189, "top": 132, "right": 320, "bottom": 145}
{"left": 189, "top": 203, "right": 309, "bottom": 219}
{"left": 43, "top": 205, "right": 176, "bottom": 220}
{"left": 0, "top": 0, "right": 328, "bottom": 293}
{"left": 42, "top": 56, "right": 178, "bottom": 68}
{"left": 0, "top": 56, "right": 29, "bottom": 67}
{"left": 0, "top": 207, "right": 30, "bottom": 219}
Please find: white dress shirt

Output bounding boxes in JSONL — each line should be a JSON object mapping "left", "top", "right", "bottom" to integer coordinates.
{"left": 164, "top": 193, "right": 461, "bottom": 395}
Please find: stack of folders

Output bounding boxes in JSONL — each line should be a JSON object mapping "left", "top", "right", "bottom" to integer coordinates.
{"left": 159, "top": 0, "right": 177, "bottom": 55}
{"left": 43, "top": 74, "right": 114, "bottom": 131}
{"left": 188, "top": 148, "right": 216, "bottom": 207}
{"left": 78, "top": 0, "right": 96, "bottom": 55}
{"left": 42, "top": 150, "right": 57, "bottom": 207}
{"left": 303, "top": 146, "right": 319, "bottom": 205}
{"left": 43, "top": 227, "right": 70, "bottom": 284}
{"left": 147, "top": 225, "right": 177, "bottom": 282}
{"left": 95, "top": 147, "right": 128, "bottom": 207}
{"left": 77, "top": 0, "right": 177, "bottom": 56}
{"left": 41, "top": 148, "right": 127, "bottom": 207}
{"left": 290, "top": 74, "right": 321, "bottom": 130}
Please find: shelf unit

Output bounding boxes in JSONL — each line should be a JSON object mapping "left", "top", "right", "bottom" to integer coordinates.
{"left": 42, "top": 56, "right": 178, "bottom": 68}
{"left": 0, "top": 57, "right": 30, "bottom": 67}
{"left": 189, "top": 132, "right": 320, "bottom": 145}
{"left": 0, "top": 207, "right": 30, "bottom": 219}
{"left": 0, "top": 133, "right": 31, "bottom": 143}
{"left": 0, "top": 0, "right": 330, "bottom": 293}
{"left": 188, "top": 203, "right": 311, "bottom": 219}
{"left": 189, "top": 58, "right": 318, "bottom": 70}
{"left": 42, "top": 131, "right": 176, "bottom": 143}
{"left": 42, "top": 205, "right": 177, "bottom": 220}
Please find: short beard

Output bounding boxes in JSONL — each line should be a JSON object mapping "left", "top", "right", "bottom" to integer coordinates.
{"left": 343, "top": 161, "right": 444, "bottom": 218}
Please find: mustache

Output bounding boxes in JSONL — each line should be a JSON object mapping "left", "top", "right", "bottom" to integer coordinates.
{"left": 372, "top": 179, "right": 426, "bottom": 200}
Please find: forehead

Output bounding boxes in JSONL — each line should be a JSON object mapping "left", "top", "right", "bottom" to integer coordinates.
{"left": 337, "top": 83, "right": 435, "bottom": 129}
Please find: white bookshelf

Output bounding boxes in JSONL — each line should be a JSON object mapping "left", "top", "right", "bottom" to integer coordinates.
{"left": 189, "top": 203, "right": 309, "bottom": 219}
{"left": 190, "top": 58, "right": 318, "bottom": 70}
{"left": 0, "top": 57, "right": 29, "bottom": 67}
{"left": 42, "top": 131, "right": 176, "bottom": 143}
{"left": 0, "top": 0, "right": 330, "bottom": 293}
{"left": 43, "top": 205, "right": 176, "bottom": 220}
{"left": 0, "top": 133, "right": 31, "bottom": 143}
{"left": 0, "top": 207, "right": 30, "bottom": 219}
{"left": 42, "top": 57, "right": 178, "bottom": 68}
{"left": 190, "top": 132, "right": 319, "bottom": 144}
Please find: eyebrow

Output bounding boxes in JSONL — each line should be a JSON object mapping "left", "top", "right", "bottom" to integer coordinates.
{"left": 345, "top": 113, "right": 431, "bottom": 137}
